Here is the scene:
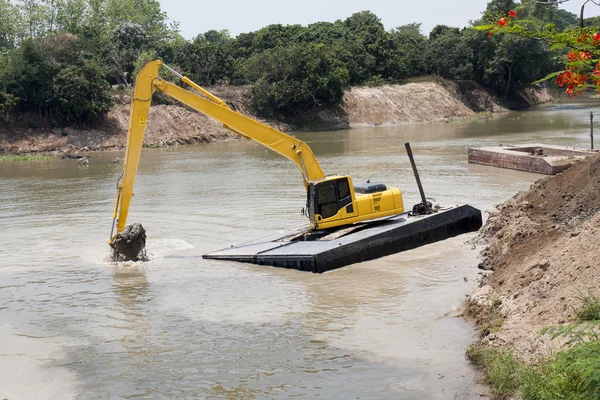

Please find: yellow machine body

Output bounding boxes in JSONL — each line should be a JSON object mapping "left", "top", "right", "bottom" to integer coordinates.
{"left": 110, "top": 60, "right": 404, "bottom": 244}
{"left": 307, "top": 175, "right": 404, "bottom": 229}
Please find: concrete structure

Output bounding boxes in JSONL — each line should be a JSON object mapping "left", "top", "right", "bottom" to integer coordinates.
{"left": 468, "top": 144, "right": 596, "bottom": 175}
{"left": 203, "top": 205, "right": 482, "bottom": 273}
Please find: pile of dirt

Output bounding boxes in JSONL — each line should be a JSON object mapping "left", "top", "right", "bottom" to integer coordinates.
{"left": 468, "top": 154, "right": 600, "bottom": 361}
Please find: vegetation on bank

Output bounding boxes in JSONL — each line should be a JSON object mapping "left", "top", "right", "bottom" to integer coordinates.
{"left": 467, "top": 292, "right": 600, "bottom": 400}
{"left": 0, "top": 0, "right": 596, "bottom": 128}
{"left": 0, "top": 153, "right": 58, "bottom": 161}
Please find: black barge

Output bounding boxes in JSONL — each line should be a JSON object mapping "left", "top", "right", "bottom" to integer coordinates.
{"left": 203, "top": 204, "right": 482, "bottom": 273}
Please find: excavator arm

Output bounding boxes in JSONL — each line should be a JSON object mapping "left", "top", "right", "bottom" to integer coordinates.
{"left": 110, "top": 60, "right": 325, "bottom": 242}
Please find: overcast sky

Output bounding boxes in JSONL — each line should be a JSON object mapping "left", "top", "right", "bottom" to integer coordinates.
{"left": 159, "top": 0, "right": 600, "bottom": 39}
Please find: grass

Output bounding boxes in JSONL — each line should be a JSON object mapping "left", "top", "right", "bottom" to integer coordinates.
{"left": 468, "top": 341, "right": 600, "bottom": 400}
{"left": 466, "top": 344, "right": 521, "bottom": 399}
{"left": 468, "top": 291, "right": 600, "bottom": 400}
{"left": 463, "top": 295, "right": 505, "bottom": 338}
{"left": 576, "top": 290, "right": 600, "bottom": 321}
{"left": 0, "top": 154, "right": 59, "bottom": 161}
{"left": 481, "top": 298, "right": 505, "bottom": 337}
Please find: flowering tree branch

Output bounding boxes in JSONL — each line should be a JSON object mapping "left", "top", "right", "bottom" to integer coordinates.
{"left": 475, "top": 6, "right": 600, "bottom": 96}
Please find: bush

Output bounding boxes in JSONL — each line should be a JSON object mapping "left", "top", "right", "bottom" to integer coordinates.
{"left": 49, "top": 61, "right": 113, "bottom": 124}
{"left": 3, "top": 35, "right": 113, "bottom": 126}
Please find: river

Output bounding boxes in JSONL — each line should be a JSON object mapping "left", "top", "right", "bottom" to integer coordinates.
{"left": 1, "top": 101, "right": 598, "bottom": 399}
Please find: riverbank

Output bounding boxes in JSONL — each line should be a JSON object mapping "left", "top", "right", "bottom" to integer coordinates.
{"left": 466, "top": 154, "right": 600, "bottom": 398}
{"left": 0, "top": 79, "right": 549, "bottom": 156}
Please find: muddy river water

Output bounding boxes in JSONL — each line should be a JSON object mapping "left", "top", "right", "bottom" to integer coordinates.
{"left": 1, "top": 101, "right": 598, "bottom": 399}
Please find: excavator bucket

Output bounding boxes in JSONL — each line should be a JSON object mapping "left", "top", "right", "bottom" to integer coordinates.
{"left": 110, "top": 223, "right": 147, "bottom": 261}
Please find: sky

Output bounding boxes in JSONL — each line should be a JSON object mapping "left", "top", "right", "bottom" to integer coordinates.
{"left": 159, "top": 0, "right": 600, "bottom": 39}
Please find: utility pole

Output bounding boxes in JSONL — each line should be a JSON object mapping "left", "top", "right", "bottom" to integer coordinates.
{"left": 591, "top": 111, "right": 594, "bottom": 150}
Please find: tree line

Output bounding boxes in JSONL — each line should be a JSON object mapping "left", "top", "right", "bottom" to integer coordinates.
{"left": 0, "top": 0, "right": 592, "bottom": 126}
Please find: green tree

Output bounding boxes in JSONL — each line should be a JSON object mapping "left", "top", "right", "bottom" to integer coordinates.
{"left": 343, "top": 11, "right": 389, "bottom": 78}
{"left": 49, "top": 60, "right": 113, "bottom": 124}
{"left": 55, "top": 0, "right": 87, "bottom": 34}
{"left": 484, "top": 0, "right": 517, "bottom": 17}
{"left": 250, "top": 24, "right": 305, "bottom": 53}
{"left": 177, "top": 37, "right": 235, "bottom": 85}
{"left": 203, "top": 29, "right": 231, "bottom": 44}
{"left": 426, "top": 26, "right": 475, "bottom": 79}
{"left": 385, "top": 23, "right": 428, "bottom": 79}
{"left": 3, "top": 34, "right": 112, "bottom": 125}
{"left": 329, "top": 40, "right": 376, "bottom": 84}
{"left": 487, "top": 34, "right": 553, "bottom": 97}
{"left": 19, "top": 0, "right": 48, "bottom": 38}
{"left": 243, "top": 43, "right": 349, "bottom": 117}
{"left": 429, "top": 25, "right": 460, "bottom": 40}
{"left": 106, "top": 22, "right": 150, "bottom": 85}
{"left": 0, "top": 0, "right": 23, "bottom": 49}
{"left": 302, "top": 21, "right": 347, "bottom": 43}
{"left": 5, "top": 39, "right": 55, "bottom": 116}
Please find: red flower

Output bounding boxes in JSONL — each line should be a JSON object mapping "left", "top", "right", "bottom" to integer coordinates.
{"left": 509, "top": 10, "right": 517, "bottom": 18}
{"left": 556, "top": 69, "right": 589, "bottom": 97}
{"left": 488, "top": 30, "right": 493, "bottom": 38}
{"left": 567, "top": 52, "right": 576, "bottom": 60}
{"left": 581, "top": 51, "right": 592, "bottom": 60}
{"left": 594, "top": 33, "right": 600, "bottom": 41}
{"left": 498, "top": 18, "right": 507, "bottom": 27}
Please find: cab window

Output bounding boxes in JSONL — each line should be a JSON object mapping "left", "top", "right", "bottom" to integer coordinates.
{"left": 317, "top": 182, "right": 337, "bottom": 219}
{"left": 314, "top": 178, "right": 352, "bottom": 220}
{"left": 338, "top": 179, "right": 350, "bottom": 200}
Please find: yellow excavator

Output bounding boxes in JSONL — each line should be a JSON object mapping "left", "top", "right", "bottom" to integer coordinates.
{"left": 109, "top": 60, "right": 405, "bottom": 256}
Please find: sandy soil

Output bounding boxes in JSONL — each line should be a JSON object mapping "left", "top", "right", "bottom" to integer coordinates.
{"left": 342, "top": 82, "right": 504, "bottom": 127}
{"left": 468, "top": 154, "right": 600, "bottom": 362}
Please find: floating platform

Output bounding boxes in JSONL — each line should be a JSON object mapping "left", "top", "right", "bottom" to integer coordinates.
{"left": 203, "top": 205, "right": 482, "bottom": 273}
{"left": 468, "top": 144, "right": 596, "bottom": 175}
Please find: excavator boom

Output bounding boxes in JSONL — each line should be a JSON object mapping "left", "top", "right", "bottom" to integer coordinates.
{"left": 111, "top": 60, "right": 325, "bottom": 240}
{"left": 110, "top": 60, "right": 404, "bottom": 252}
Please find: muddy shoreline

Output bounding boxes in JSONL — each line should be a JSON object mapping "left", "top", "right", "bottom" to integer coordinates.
{"left": 0, "top": 81, "right": 549, "bottom": 156}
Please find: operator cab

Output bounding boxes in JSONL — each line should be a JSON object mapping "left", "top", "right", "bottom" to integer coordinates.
{"left": 307, "top": 177, "right": 391, "bottom": 225}
{"left": 307, "top": 177, "right": 354, "bottom": 225}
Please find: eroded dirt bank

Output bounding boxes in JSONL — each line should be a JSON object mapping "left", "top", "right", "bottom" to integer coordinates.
{"left": 468, "top": 154, "right": 600, "bottom": 362}
{"left": 339, "top": 81, "right": 502, "bottom": 127}
{"left": 0, "top": 80, "right": 545, "bottom": 155}
{"left": 0, "top": 86, "right": 261, "bottom": 155}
